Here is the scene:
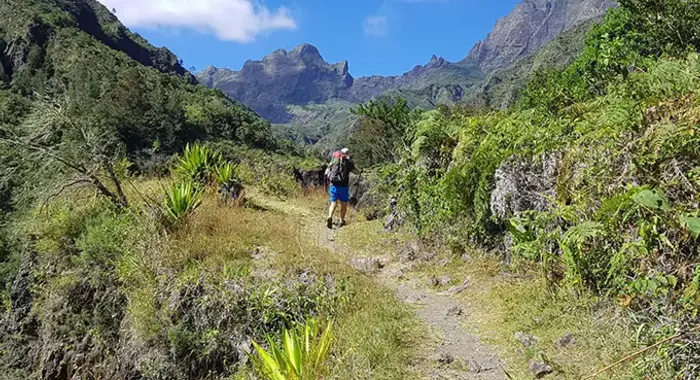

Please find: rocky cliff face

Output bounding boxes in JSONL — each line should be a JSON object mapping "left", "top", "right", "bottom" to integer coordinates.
{"left": 197, "top": 0, "right": 616, "bottom": 125}
{"left": 198, "top": 50, "right": 484, "bottom": 122}
{"left": 467, "top": 0, "right": 616, "bottom": 72}
{"left": 197, "top": 44, "right": 355, "bottom": 123}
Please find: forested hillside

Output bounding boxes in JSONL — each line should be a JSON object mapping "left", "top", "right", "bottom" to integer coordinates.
{"left": 351, "top": 0, "right": 700, "bottom": 376}
{"left": 0, "top": 1, "right": 328, "bottom": 379}
{"left": 0, "top": 0, "right": 281, "bottom": 218}
{"left": 0, "top": 0, "right": 278, "bottom": 163}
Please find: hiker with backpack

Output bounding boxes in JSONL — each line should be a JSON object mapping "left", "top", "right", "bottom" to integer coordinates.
{"left": 325, "top": 148, "right": 360, "bottom": 229}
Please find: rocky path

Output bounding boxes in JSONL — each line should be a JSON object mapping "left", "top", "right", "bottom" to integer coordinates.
{"left": 319, "top": 225, "right": 510, "bottom": 380}
{"left": 249, "top": 191, "right": 509, "bottom": 379}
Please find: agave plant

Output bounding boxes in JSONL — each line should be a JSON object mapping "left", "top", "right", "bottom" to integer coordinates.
{"left": 174, "top": 143, "right": 219, "bottom": 184}
{"left": 163, "top": 181, "right": 203, "bottom": 226}
{"left": 214, "top": 162, "right": 235, "bottom": 186}
{"left": 251, "top": 318, "right": 334, "bottom": 380}
{"left": 213, "top": 162, "right": 245, "bottom": 202}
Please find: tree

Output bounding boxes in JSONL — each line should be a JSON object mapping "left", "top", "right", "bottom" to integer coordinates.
{"left": 349, "top": 96, "right": 422, "bottom": 167}
{"left": 0, "top": 90, "right": 130, "bottom": 210}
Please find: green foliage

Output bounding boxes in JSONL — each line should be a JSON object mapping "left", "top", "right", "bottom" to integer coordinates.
{"left": 520, "top": 0, "right": 700, "bottom": 113}
{"left": 163, "top": 181, "right": 203, "bottom": 226}
{"left": 173, "top": 143, "right": 221, "bottom": 185}
{"left": 373, "top": 12, "right": 700, "bottom": 375}
{"left": 213, "top": 162, "right": 236, "bottom": 187}
{"left": 349, "top": 96, "right": 423, "bottom": 167}
{"left": 251, "top": 318, "right": 334, "bottom": 380}
{"left": 0, "top": 0, "right": 279, "bottom": 179}
{"left": 206, "top": 141, "right": 311, "bottom": 199}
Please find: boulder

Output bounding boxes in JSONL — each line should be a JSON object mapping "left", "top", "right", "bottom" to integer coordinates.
{"left": 529, "top": 359, "right": 554, "bottom": 378}
{"left": 515, "top": 331, "right": 539, "bottom": 347}
{"left": 490, "top": 152, "right": 562, "bottom": 220}
{"left": 293, "top": 166, "right": 326, "bottom": 189}
{"left": 384, "top": 196, "right": 404, "bottom": 231}
{"left": 554, "top": 333, "right": 575, "bottom": 349}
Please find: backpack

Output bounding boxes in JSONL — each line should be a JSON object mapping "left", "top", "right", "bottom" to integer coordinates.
{"left": 328, "top": 151, "right": 349, "bottom": 185}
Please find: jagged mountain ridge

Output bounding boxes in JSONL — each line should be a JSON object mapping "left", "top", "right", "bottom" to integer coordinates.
{"left": 467, "top": 0, "right": 616, "bottom": 71}
{"left": 197, "top": 0, "right": 616, "bottom": 142}
{"left": 196, "top": 44, "right": 483, "bottom": 123}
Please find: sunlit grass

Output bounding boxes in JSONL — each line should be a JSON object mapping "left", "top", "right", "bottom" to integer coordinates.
{"left": 412, "top": 250, "right": 640, "bottom": 379}
{"left": 151, "top": 184, "right": 428, "bottom": 379}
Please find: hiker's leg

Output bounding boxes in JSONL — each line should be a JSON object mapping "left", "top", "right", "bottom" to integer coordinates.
{"left": 328, "top": 201, "right": 337, "bottom": 219}
{"left": 340, "top": 202, "right": 348, "bottom": 222}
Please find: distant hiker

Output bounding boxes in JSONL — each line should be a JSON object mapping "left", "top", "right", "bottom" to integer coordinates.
{"left": 326, "top": 148, "right": 360, "bottom": 229}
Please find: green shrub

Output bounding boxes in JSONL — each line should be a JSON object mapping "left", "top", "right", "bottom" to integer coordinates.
{"left": 213, "top": 162, "right": 235, "bottom": 186}
{"left": 173, "top": 143, "right": 221, "bottom": 185}
{"left": 251, "top": 318, "right": 334, "bottom": 380}
{"left": 163, "top": 181, "right": 203, "bottom": 227}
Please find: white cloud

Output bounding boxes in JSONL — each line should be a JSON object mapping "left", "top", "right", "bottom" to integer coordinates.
{"left": 97, "top": 0, "right": 297, "bottom": 43}
{"left": 363, "top": 16, "right": 389, "bottom": 37}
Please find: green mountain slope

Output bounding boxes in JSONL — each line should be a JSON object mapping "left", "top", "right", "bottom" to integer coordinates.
{"left": 0, "top": 0, "right": 276, "bottom": 158}
{"left": 474, "top": 17, "right": 602, "bottom": 108}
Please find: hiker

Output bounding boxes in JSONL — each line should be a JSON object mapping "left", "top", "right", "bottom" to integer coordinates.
{"left": 325, "top": 148, "right": 360, "bottom": 229}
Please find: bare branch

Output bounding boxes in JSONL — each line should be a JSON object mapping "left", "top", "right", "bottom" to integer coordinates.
{"left": 39, "top": 179, "right": 93, "bottom": 213}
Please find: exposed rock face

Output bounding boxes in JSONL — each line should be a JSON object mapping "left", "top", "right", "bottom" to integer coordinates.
{"left": 490, "top": 153, "right": 562, "bottom": 220}
{"left": 529, "top": 359, "right": 554, "bottom": 378}
{"left": 197, "top": 0, "right": 616, "bottom": 131}
{"left": 197, "top": 44, "right": 355, "bottom": 123}
{"left": 468, "top": 0, "right": 616, "bottom": 72}
{"left": 197, "top": 47, "right": 484, "bottom": 123}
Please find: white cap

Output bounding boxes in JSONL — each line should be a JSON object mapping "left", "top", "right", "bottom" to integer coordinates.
{"left": 341, "top": 148, "right": 350, "bottom": 154}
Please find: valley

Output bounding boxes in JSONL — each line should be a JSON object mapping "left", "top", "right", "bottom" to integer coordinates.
{"left": 196, "top": 0, "right": 614, "bottom": 149}
{"left": 2, "top": 0, "right": 700, "bottom": 379}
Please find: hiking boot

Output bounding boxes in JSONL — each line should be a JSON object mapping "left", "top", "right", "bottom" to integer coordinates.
{"left": 326, "top": 217, "right": 333, "bottom": 229}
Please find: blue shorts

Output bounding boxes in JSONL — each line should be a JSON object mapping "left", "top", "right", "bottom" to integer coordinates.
{"left": 329, "top": 184, "right": 350, "bottom": 203}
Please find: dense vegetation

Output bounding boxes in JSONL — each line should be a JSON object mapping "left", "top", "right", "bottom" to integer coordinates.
{"left": 0, "top": 1, "right": 338, "bottom": 378}
{"left": 351, "top": 1, "right": 700, "bottom": 376}
{"left": 3, "top": 0, "right": 700, "bottom": 378}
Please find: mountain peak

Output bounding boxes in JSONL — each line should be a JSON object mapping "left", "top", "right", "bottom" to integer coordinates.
{"left": 291, "top": 43, "right": 321, "bottom": 59}
{"left": 467, "top": 0, "right": 615, "bottom": 71}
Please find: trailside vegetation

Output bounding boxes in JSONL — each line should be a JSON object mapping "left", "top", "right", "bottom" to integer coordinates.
{"left": 352, "top": 1, "right": 700, "bottom": 376}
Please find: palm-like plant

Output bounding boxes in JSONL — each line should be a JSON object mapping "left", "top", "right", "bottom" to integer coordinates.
{"left": 174, "top": 143, "right": 219, "bottom": 184}
{"left": 163, "top": 181, "right": 203, "bottom": 226}
{"left": 214, "top": 162, "right": 235, "bottom": 186}
{"left": 251, "top": 318, "right": 334, "bottom": 380}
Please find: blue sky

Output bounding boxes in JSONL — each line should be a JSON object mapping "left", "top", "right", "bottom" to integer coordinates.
{"left": 98, "top": 0, "right": 522, "bottom": 77}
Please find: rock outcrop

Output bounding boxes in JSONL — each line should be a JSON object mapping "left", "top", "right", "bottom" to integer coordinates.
{"left": 196, "top": 44, "right": 356, "bottom": 123}
{"left": 196, "top": 47, "right": 484, "bottom": 123}
{"left": 490, "top": 153, "right": 562, "bottom": 220}
{"left": 467, "top": 0, "right": 616, "bottom": 72}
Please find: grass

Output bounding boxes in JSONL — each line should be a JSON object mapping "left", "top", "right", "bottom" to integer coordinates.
{"left": 416, "top": 252, "right": 642, "bottom": 379}
{"left": 337, "top": 216, "right": 642, "bottom": 379}
{"left": 158, "top": 181, "right": 427, "bottom": 379}
{"left": 329, "top": 280, "right": 426, "bottom": 380}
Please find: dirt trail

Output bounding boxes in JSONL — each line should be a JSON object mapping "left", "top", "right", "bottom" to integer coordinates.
{"left": 319, "top": 225, "right": 509, "bottom": 380}
{"left": 250, "top": 192, "right": 509, "bottom": 379}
